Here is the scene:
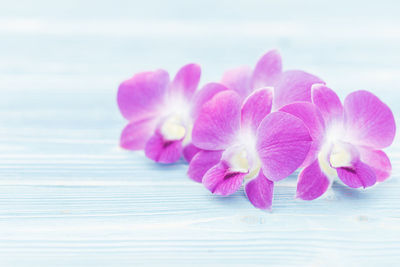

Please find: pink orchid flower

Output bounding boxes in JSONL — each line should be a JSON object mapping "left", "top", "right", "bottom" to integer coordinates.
{"left": 280, "top": 85, "right": 396, "bottom": 200}
{"left": 221, "top": 50, "right": 323, "bottom": 109}
{"left": 189, "top": 89, "right": 313, "bottom": 209}
{"left": 117, "top": 64, "right": 227, "bottom": 163}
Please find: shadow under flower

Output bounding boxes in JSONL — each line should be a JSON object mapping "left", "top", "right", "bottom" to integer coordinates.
{"left": 210, "top": 188, "right": 249, "bottom": 208}
{"left": 331, "top": 181, "right": 371, "bottom": 200}
{"left": 143, "top": 158, "right": 187, "bottom": 170}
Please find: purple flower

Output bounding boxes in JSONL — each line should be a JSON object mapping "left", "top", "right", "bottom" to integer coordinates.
{"left": 189, "top": 89, "right": 313, "bottom": 209}
{"left": 221, "top": 50, "right": 323, "bottom": 109}
{"left": 280, "top": 85, "right": 396, "bottom": 200}
{"left": 117, "top": 64, "right": 227, "bottom": 163}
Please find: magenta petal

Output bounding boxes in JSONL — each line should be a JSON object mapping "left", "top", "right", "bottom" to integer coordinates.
{"left": 187, "top": 150, "right": 223, "bottom": 182}
{"left": 245, "top": 171, "right": 274, "bottom": 210}
{"left": 117, "top": 69, "right": 169, "bottom": 121}
{"left": 221, "top": 66, "right": 253, "bottom": 98}
{"left": 192, "top": 91, "right": 241, "bottom": 150}
{"left": 359, "top": 147, "right": 392, "bottom": 182}
{"left": 120, "top": 119, "right": 157, "bottom": 150}
{"left": 144, "top": 132, "right": 183, "bottom": 163}
{"left": 296, "top": 160, "right": 330, "bottom": 200}
{"left": 311, "top": 84, "right": 343, "bottom": 124}
{"left": 280, "top": 102, "right": 325, "bottom": 140}
{"left": 280, "top": 102, "right": 325, "bottom": 167}
{"left": 256, "top": 111, "right": 312, "bottom": 181}
{"left": 273, "top": 70, "right": 324, "bottom": 110}
{"left": 344, "top": 90, "right": 396, "bottom": 149}
{"left": 202, "top": 162, "right": 245, "bottom": 196}
{"left": 191, "top": 82, "right": 228, "bottom": 119}
{"left": 170, "top": 63, "right": 201, "bottom": 100}
{"left": 241, "top": 88, "right": 273, "bottom": 133}
{"left": 182, "top": 143, "right": 201, "bottom": 163}
{"left": 251, "top": 50, "right": 282, "bottom": 89}
{"left": 336, "top": 160, "right": 377, "bottom": 188}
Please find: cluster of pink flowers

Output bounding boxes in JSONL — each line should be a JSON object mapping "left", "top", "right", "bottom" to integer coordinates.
{"left": 117, "top": 50, "right": 396, "bottom": 210}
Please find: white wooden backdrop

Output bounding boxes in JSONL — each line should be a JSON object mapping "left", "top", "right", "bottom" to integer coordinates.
{"left": 0, "top": 0, "right": 399, "bottom": 266}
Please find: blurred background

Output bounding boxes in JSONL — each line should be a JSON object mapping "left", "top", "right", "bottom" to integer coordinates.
{"left": 1, "top": 0, "right": 400, "bottom": 102}
{"left": 0, "top": 1, "right": 399, "bottom": 266}
{"left": 1, "top": 0, "right": 399, "bottom": 146}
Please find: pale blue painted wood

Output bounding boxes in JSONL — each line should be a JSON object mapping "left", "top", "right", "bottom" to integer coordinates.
{"left": 0, "top": 0, "right": 399, "bottom": 266}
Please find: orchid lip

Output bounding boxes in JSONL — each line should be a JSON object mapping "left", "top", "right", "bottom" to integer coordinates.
{"left": 318, "top": 138, "right": 359, "bottom": 180}
{"left": 223, "top": 141, "right": 262, "bottom": 181}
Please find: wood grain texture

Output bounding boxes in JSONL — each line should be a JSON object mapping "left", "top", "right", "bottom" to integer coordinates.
{"left": 0, "top": 0, "right": 399, "bottom": 266}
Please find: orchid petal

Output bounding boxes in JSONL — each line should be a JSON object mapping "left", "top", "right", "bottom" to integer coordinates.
{"left": 280, "top": 102, "right": 325, "bottom": 167}
{"left": 241, "top": 88, "right": 273, "bottom": 133}
{"left": 359, "top": 147, "right": 392, "bottom": 182}
{"left": 191, "top": 82, "right": 228, "bottom": 119}
{"left": 182, "top": 143, "right": 201, "bottom": 163}
{"left": 296, "top": 160, "right": 331, "bottom": 200}
{"left": 221, "top": 66, "right": 253, "bottom": 98}
{"left": 344, "top": 90, "right": 395, "bottom": 149}
{"left": 192, "top": 91, "right": 241, "bottom": 150}
{"left": 273, "top": 70, "right": 324, "bottom": 110}
{"left": 256, "top": 111, "right": 312, "bottom": 181}
{"left": 120, "top": 119, "right": 157, "bottom": 150}
{"left": 202, "top": 161, "right": 245, "bottom": 196}
{"left": 311, "top": 84, "right": 343, "bottom": 124}
{"left": 144, "top": 132, "right": 183, "bottom": 163}
{"left": 245, "top": 171, "right": 274, "bottom": 210}
{"left": 251, "top": 50, "right": 282, "bottom": 89}
{"left": 117, "top": 69, "right": 169, "bottom": 122}
{"left": 170, "top": 63, "right": 201, "bottom": 100}
{"left": 336, "top": 160, "right": 377, "bottom": 188}
{"left": 187, "top": 150, "right": 223, "bottom": 182}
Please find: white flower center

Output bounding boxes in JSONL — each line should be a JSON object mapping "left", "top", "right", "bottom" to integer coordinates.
{"left": 225, "top": 127, "right": 262, "bottom": 180}
{"left": 329, "top": 142, "right": 353, "bottom": 168}
{"left": 246, "top": 157, "right": 261, "bottom": 180}
{"left": 227, "top": 147, "right": 261, "bottom": 179}
{"left": 318, "top": 140, "right": 356, "bottom": 180}
{"left": 318, "top": 144, "right": 337, "bottom": 178}
{"left": 160, "top": 115, "right": 186, "bottom": 141}
{"left": 317, "top": 120, "right": 354, "bottom": 177}
{"left": 159, "top": 93, "right": 194, "bottom": 143}
{"left": 229, "top": 149, "right": 249, "bottom": 173}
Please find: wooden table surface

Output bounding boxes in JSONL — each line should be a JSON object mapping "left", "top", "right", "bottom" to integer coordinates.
{"left": 0, "top": 0, "right": 399, "bottom": 266}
